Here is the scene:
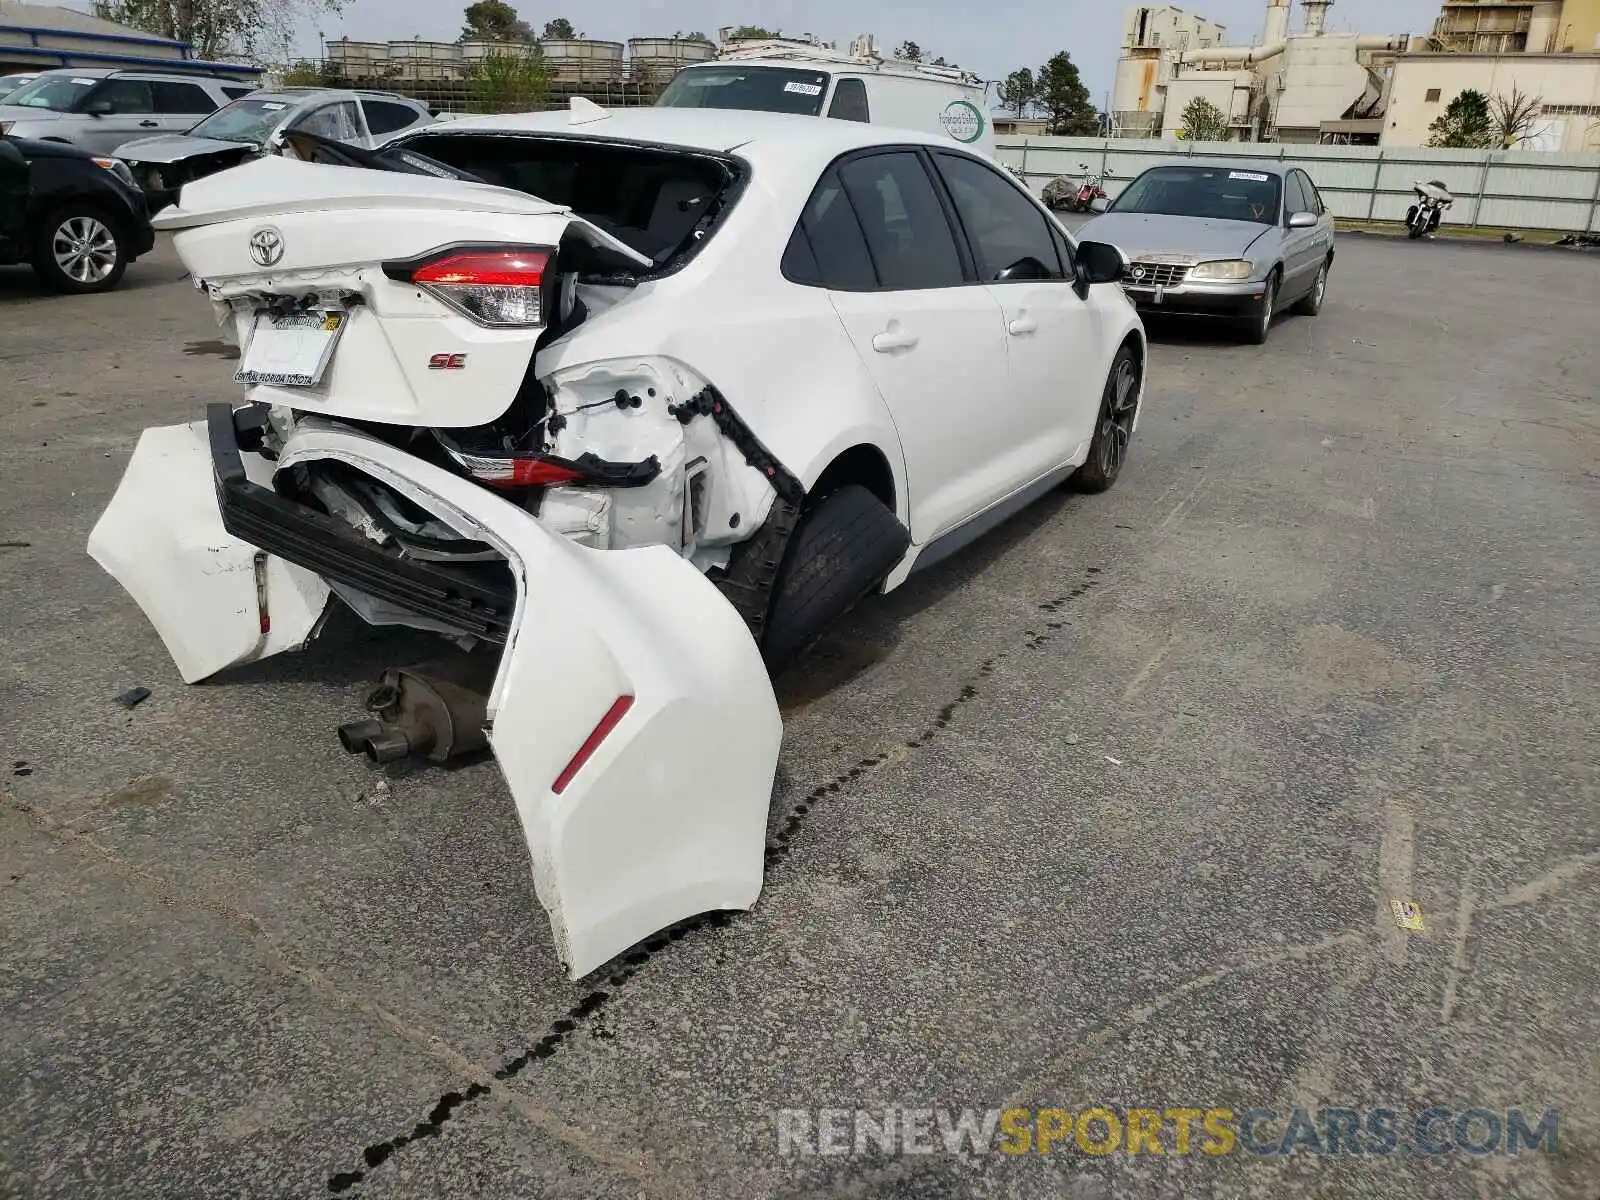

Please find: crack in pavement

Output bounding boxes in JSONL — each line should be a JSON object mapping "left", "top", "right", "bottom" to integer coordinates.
{"left": 324, "top": 565, "right": 1110, "bottom": 1191}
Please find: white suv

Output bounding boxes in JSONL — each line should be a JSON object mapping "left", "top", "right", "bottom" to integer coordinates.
{"left": 0, "top": 68, "right": 252, "bottom": 154}
{"left": 90, "top": 107, "right": 1145, "bottom": 978}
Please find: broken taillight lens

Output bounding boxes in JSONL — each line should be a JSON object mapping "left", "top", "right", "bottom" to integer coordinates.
{"left": 442, "top": 445, "right": 584, "bottom": 490}
{"left": 410, "top": 248, "right": 549, "bottom": 328}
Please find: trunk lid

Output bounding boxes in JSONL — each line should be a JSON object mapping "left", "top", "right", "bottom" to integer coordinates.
{"left": 156, "top": 156, "right": 652, "bottom": 429}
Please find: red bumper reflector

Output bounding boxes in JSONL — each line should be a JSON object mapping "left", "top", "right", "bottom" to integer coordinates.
{"left": 552, "top": 696, "right": 635, "bottom": 794}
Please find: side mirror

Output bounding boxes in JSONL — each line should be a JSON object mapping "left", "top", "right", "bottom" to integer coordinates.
{"left": 1288, "top": 210, "right": 1318, "bottom": 229}
{"left": 1076, "top": 240, "right": 1127, "bottom": 286}
{"left": 1090, "top": 196, "right": 1110, "bottom": 213}
{"left": 83, "top": 98, "right": 113, "bottom": 117}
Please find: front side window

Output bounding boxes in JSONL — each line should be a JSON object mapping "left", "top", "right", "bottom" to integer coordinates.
{"left": 827, "top": 78, "right": 869, "bottom": 123}
{"left": 656, "top": 66, "right": 830, "bottom": 116}
{"left": 1109, "top": 164, "right": 1283, "bottom": 226}
{"left": 362, "top": 99, "right": 423, "bottom": 135}
{"left": 837, "top": 152, "right": 964, "bottom": 290}
{"left": 1284, "top": 171, "right": 1310, "bottom": 216}
{"left": 91, "top": 79, "right": 155, "bottom": 114}
{"left": 934, "top": 151, "right": 1064, "bottom": 281}
{"left": 1298, "top": 171, "right": 1326, "bottom": 215}
{"left": 293, "top": 100, "right": 365, "bottom": 143}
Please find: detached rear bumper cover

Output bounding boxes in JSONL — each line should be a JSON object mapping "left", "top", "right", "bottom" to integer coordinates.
{"left": 89, "top": 411, "right": 783, "bottom": 979}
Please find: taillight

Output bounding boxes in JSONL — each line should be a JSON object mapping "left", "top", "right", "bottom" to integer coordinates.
{"left": 441, "top": 444, "right": 584, "bottom": 490}
{"left": 409, "top": 248, "right": 550, "bottom": 328}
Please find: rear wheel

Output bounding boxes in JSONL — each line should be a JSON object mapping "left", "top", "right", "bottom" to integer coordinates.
{"left": 761, "top": 484, "right": 910, "bottom": 674}
{"left": 32, "top": 206, "right": 126, "bottom": 294}
{"left": 1070, "top": 346, "right": 1140, "bottom": 494}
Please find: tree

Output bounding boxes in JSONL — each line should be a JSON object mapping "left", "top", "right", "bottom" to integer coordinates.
{"left": 727, "top": 25, "right": 778, "bottom": 40}
{"left": 1490, "top": 85, "right": 1543, "bottom": 148}
{"left": 672, "top": 30, "right": 713, "bottom": 44}
{"left": 466, "top": 44, "right": 549, "bottom": 113}
{"left": 1036, "top": 50, "right": 1097, "bottom": 136}
{"left": 461, "top": 0, "right": 531, "bottom": 42}
{"left": 541, "top": 17, "right": 578, "bottom": 40}
{"left": 1426, "top": 88, "right": 1492, "bottom": 148}
{"left": 1176, "top": 96, "right": 1230, "bottom": 141}
{"left": 894, "top": 41, "right": 923, "bottom": 62}
{"left": 999, "top": 68, "right": 1036, "bottom": 117}
{"left": 91, "top": 0, "right": 347, "bottom": 59}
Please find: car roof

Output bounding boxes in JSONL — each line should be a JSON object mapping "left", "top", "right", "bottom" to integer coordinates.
{"left": 430, "top": 105, "right": 962, "bottom": 161}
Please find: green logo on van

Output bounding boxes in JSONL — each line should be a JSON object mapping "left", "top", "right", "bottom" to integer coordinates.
{"left": 939, "top": 100, "right": 985, "bottom": 144}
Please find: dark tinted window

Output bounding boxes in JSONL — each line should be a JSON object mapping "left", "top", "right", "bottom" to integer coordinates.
{"left": 92, "top": 79, "right": 154, "bottom": 114}
{"left": 1284, "top": 171, "right": 1310, "bottom": 216}
{"left": 827, "top": 78, "right": 869, "bottom": 122}
{"left": 1299, "top": 171, "right": 1325, "bottom": 214}
{"left": 223, "top": 85, "right": 254, "bottom": 100}
{"left": 1109, "top": 164, "right": 1282, "bottom": 226}
{"left": 363, "top": 98, "right": 421, "bottom": 135}
{"left": 784, "top": 167, "right": 877, "bottom": 291}
{"left": 935, "top": 151, "right": 1063, "bottom": 281}
{"left": 152, "top": 81, "right": 216, "bottom": 114}
{"left": 837, "top": 152, "right": 963, "bottom": 290}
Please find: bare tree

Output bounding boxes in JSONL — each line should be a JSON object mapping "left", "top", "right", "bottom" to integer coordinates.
{"left": 93, "top": 0, "right": 348, "bottom": 60}
{"left": 1489, "top": 86, "right": 1543, "bottom": 149}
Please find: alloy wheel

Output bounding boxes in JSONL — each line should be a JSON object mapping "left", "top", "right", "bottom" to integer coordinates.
{"left": 52, "top": 216, "right": 118, "bottom": 285}
{"left": 1097, "top": 355, "right": 1139, "bottom": 477}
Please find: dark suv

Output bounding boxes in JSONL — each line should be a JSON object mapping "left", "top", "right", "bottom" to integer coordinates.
{"left": 0, "top": 134, "right": 155, "bottom": 293}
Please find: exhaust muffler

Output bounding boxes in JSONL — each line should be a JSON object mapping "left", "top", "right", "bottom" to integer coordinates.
{"left": 337, "top": 656, "right": 498, "bottom": 765}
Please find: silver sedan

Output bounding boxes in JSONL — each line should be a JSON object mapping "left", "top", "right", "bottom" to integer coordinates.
{"left": 1076, "top": 160, "right": 1336, "bottom": 344}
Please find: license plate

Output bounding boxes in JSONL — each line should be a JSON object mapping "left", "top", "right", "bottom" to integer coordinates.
{"left": 235, "top": 310, "right": 347, "bottom": 388}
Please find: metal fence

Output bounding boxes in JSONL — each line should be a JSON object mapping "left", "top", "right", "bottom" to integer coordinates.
{"left": 998, "top": 136, "right": 1600, "bottom": 234}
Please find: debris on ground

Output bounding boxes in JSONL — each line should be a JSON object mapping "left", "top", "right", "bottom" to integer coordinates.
{"left": 114, "top": 687, "right": 152, "bottom": 710}
{"left": 1391, "top": 899, "right": 1425, "bottom": 931}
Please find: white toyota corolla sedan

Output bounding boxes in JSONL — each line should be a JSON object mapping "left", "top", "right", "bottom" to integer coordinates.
{"left": 89, "top": 104, "right": 1146, "bottom": 977}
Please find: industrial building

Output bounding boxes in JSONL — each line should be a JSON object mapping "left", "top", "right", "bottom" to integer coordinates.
{"left": 1111, "top": 0, "right": 1410, "bottom": 142}
{"left": 0, "top": 0, "right": 260, "bottom": 78}
{"left": 1428, "top": 0, "right": 1600, "bottom": 53}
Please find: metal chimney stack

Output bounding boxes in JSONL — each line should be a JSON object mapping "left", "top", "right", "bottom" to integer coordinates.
{"left": 1262, "top": 0, "right": 1291, "bottom": 45}
{"left": 1303, "top": 0, "right": 1333, "bottom": 35}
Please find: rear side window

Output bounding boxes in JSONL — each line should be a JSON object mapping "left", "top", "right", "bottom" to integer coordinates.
{"left": 363, "top": 99, "right": 422, "bottom": 135}
{"left": 152, "top": 81, "right": 216, "bottom": 114}
{"left": 837, "top": 152, "right": 963, "bottom": 290}
{"left": 934, "top": 151, "right": 1064, "bottom": 281}
{"left": 783, "top": 167, "right": 877, "bottom": 291}
{"left": 223, "top": 85, "right": 254, "bottom": 100}
{"left": 91, "top": 79, "right": 154, "bottom": 114}
{"left": 827, "top": 78, "right": 869, "bottom": 123}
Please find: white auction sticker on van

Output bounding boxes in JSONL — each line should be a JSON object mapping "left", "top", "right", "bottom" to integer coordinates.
{"left": 1230, "top": 171, "right": 1270, "bottom": 181}
{"left": 783, "top": 81, "right": 823, "bottom": 96}
{"left": 72, "top": 78, "right": 96, "bottom": 85}
{"left": 260, "top": 103, "right": 287, "bottom": 110}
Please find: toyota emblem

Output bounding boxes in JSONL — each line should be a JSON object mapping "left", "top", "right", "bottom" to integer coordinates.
{"left": 248, "top": 227, "right": 285, "bottom": 267}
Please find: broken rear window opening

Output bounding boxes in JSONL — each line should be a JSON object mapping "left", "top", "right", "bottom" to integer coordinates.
{"left": 393, "top": 131, "right": 746, "bottom": 273}
{"left": 656, "top": 65, "right": 830, "bottom": 116}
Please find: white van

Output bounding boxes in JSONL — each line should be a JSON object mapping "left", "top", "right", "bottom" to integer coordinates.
{"left": 655, "top": 36, "right": 996, "bottom": 158}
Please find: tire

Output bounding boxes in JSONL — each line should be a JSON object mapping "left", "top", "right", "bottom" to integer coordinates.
{"left": 1070, "top": 345, "right": 1140, "bottom": 494}
{"left": 1293, "top": 257, "right": 1330, "bottom": 316}
{"left": 1239, "top": 269, "right": 1279, "bottom": 344}
{"left": 761, "top": 484, "right": 910, "bottom": 674}
{"left": 32, "top": 205, "right": 127, "bottom": 294}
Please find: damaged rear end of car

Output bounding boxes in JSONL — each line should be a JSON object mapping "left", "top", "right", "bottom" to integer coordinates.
{"left": 89, "top": 130, "right": 791, "bottom": 978}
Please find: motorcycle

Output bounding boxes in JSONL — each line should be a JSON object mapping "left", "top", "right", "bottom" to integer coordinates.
{"left": 1406, "top": 180, "right": 1453, "bottom": 239}
{"left": 1045, "top": 163, "right": 1108, "bottom": 213}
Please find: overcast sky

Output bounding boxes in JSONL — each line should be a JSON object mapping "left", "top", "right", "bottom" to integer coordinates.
{"left": 299, "top": 0, "right": 1440, "bottom": 103}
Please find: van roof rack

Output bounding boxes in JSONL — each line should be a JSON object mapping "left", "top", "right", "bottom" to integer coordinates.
{"left": 712, "top": 36, "right": 982, "bottom": 85}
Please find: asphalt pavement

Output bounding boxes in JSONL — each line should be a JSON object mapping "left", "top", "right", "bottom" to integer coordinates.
{"left": 1, "top": 233, "right": 1597, "bottom": 1200}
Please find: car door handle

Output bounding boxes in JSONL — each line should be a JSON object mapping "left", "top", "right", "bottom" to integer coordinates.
{"left": 872, "top": 328, "right": 919, "bottom": 353}
{"left": 1007, "top": 316, "right": 1038, "bottom": 336}
{"left": 139, "top": 120, "right": 159, "bottom": 127}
